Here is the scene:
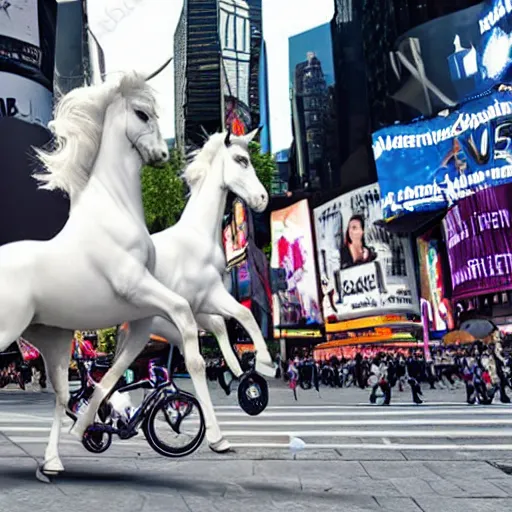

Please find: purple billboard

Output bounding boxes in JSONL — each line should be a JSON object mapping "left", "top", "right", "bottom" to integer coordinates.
{"left": 442, "top": 182, "right": 512, "bottom": 300}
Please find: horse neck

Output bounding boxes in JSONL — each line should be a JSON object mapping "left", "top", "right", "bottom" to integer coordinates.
{"left": 85, "top": 120, "right": 145, "bottom": 222}
{"left": 180, "top": 166, "right": 227, "bottom": 243}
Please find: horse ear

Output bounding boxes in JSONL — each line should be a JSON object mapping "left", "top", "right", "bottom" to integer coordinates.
{"left": 224, "top": 127, "right": 232, "bottom": 147}
{"left": 243, "top": 126, "right": 262, "bottom": 144}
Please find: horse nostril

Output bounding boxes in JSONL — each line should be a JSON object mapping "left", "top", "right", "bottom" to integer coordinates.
{"left": 260, "top": 194, "right": 266, "bottom": 202}
{"left": 161, "top": 151, "right": 168, "bottom": 160}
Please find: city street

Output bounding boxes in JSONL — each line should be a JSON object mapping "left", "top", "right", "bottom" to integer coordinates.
{"left": 1, "top": 380, "right": 512, "bottom": 511}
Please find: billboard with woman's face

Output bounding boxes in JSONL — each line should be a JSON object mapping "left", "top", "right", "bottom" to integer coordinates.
{"left": 313, "top": 184, "right": 419, "bottom": 327}
{"left": 270, "top": 199, "right": 322, "bottom": 328}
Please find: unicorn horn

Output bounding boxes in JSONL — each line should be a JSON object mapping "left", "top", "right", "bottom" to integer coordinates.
{"left": 144, "top": 56, "right": 174, "bottom": 81}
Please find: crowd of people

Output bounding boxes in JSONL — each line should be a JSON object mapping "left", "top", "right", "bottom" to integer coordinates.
{"left": 281, "top": 341, "right": 512, "bottom": 406}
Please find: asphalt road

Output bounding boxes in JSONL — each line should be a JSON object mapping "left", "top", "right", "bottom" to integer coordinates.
{"left": 2, "top": 380, "right": 512, "bottom": 511}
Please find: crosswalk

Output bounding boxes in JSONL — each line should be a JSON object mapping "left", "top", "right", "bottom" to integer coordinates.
{"left": 2, "top": 393, "right": 512, "bottom": 452}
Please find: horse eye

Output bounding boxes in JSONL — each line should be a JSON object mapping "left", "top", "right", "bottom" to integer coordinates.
{"left": 234, "top": 155, "right": 249, "bottom": 168}
{"left": 135, "top": 110, "right": 149, "bottom": 123}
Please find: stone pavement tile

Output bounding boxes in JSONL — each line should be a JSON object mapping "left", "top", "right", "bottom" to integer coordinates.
{"left": 140, "top": 493, "right": 191, "bottom": 512}
{"left": 443, "top": 477, "right": 508, "bottom": 497}
{"left": 424, "top": 460, "right": 506, "bottom": 480}
{"left": 335, "top": 449, "right": 406, "bottom": 461}
{"left": 425, "top": 477, "right": 465, "bottom": 496}
{"left": 311, "top": 476, "right": 403, "bottom": 497}
{"left": 415, "top": 497, "right": 512, "bottom": 512}
{"left": 487, "top": 478, "right": 512, "bottom": 495}
{"left": 189, "top": 494, "right": 382, "bottom": 512}
{"left": 361, "top": 461, "right": 441, "bottom": 481}
{"left": 389, "top": 476, "right": 438, "bottom": 497}
{"left": 253, "top": 460, "right": 367, "bottom": 479}
{"left": 374, "top": 497, "right": 423, "bottom": 511}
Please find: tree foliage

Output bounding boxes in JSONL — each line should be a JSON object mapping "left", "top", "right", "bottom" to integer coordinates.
{"left": 97, "top": 327, "right": 118, "bottom": 355}
{"left": 248, "top": 141, "right": 276, "bottom": 193}
{"left": 141, "top": 148, "right": 186, "bottom": 234}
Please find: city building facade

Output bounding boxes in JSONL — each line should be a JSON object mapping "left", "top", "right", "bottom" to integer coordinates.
{"left": 174, "top": 0, "right": 265, "bottom": 148}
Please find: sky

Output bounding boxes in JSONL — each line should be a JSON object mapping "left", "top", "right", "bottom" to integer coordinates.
{"left": 86, "top": 0, "right": 334, "bottom": 152}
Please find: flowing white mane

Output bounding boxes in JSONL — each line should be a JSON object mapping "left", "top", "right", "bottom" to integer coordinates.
{"left": 33, "top": 73, "right": 156, "bottom": 201}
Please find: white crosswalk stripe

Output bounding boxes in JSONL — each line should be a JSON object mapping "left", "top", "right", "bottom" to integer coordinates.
{"left": 2, "top": 402, "right": 512, "bottom": 452}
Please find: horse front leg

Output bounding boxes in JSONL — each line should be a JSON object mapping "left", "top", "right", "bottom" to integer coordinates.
{"left": 176, "top": 335, "right": 232, "bottom": 453}
{"left": 25, "top": 326, "right": 74, "bottom": 482}
{"left": 197, "top": 314, "right": 243, "bottom": 378}
{"left": 205, "top": 286, "right": 274, "bottom": 377}
{"left": 71, "top": 272, "right": 199, "bottom": 439}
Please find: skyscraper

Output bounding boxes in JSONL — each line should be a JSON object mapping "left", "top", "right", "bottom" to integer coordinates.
{"left": 174, "top": 0, "right": 263, "bottom": 148}
{"left": 289, "top": 24, "right": 340, "bottom": 190}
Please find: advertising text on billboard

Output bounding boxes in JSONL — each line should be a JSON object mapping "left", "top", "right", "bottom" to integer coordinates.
{"left": 314, "top": 184, "right": 419, "bottom": 327}
{"left": 373, "top": 87, "right": 512, "bottom": 220}
{"left": 442, "top": 181, "right": 512, "bottom": 300}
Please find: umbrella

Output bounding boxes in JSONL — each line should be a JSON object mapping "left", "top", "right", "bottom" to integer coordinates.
{"left": 443, "top": 330, "right": 475, "bottom": 345}
{"left": 459, "top": 319, "right": 498, "bottom": 340}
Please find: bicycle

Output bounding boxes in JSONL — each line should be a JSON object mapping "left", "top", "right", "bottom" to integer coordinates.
{"left": 67, "top": 357, "right": 205, "bottom": 458}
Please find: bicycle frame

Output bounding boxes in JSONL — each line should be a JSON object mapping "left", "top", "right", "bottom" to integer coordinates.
{"left": 70, "top": 357, "right": 182, "bottom": 438}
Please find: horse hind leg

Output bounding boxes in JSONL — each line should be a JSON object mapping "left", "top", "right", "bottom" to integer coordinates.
{"left": 0, "top": 291, "right": 34, "bottom": 352}
{"left": 25, "top": 326, "right": 73, "bottom": 481}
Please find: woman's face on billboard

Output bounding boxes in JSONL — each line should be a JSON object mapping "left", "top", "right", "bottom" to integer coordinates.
{"left": 348, "top": 219, "right": 363, "bottom": 243}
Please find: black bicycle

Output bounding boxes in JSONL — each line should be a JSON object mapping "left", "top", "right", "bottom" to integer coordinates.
{"left": 67, "top": 358, "right": 205, "bottom": 458}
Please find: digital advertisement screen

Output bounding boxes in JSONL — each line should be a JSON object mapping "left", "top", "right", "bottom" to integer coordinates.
{"left": 223, "top": 198, "right": 249, "bottom": 269}
{"left": 373, "top": 86, "right": 512, "bottom": 221}
{"left": 392, "top": 0, "right": 512, "bottom": 113}
{"left": 442, "top": 181, "right": 512, "bottom": 300}
{"left": 270, "top": 199, "right": 322, "bottom": 329}
{"left": 313, "top": 184, "right": 419, "bottom": 328}
{"left": 416, "top": 232, "right": 454, "bottom": 337}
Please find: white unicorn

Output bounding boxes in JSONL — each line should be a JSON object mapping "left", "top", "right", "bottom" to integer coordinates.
{"left": 114, "top": 128, "right": 274, "bottom": 453}
{"left": 36, "top": 127, "right": 275, "bottom": 474}
{"left": 0, "top": 72, "right": 201, "bottom": 479}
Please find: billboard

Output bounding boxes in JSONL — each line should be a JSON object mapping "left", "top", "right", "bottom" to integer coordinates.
{"left": 392, "top": 0, "right": 512, "bottom": 114}
{"left": 442, "top": 181, "right": 512, "bottom": 301}
{"left": 416, "top": 232, "right": 454, "bottom": 337}
{"left": 289, "top": 23, "right": 339, "bottom": 189}
{"left": 313, "top": 184, "right": 419, "bottom": 327}
{"left": 270, "top": 199, "right": 322, "bottom": 329}
{"left": 0, "top": 0, "right": 57, "bottom": 89}
{"left": 373, "top": 86, "right": 512, "bottom": 221}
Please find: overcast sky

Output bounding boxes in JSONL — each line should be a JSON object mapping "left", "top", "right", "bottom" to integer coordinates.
{"left": 86, "top": 0, "right": 334, "bottom": 152}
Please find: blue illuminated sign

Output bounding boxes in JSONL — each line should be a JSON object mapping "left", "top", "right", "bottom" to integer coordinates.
{"left": 372, "top": 87, "right": 512, "bottom": 220}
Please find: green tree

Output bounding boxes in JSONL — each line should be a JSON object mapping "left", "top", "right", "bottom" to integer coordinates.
{"left": 97, "top": 327, "right": 118, "bottom": 355}
{"left": 248, "top": 141, "right": 276, "bottom": 193}
{"left": 141, "top": 147, "right": 186, "bottom": 233}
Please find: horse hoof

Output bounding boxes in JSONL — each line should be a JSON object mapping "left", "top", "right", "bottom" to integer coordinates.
{"left": 35, "top": 465, "right": 59, "bottom": 483}
{"left": 255, "top": 360, "right": 275, "bottom": 378}
{"left": 209, "top": 437, "right": 233, "bottom": 453}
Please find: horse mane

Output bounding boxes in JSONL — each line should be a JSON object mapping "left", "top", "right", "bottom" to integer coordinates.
{"left": 33, "top": 73, "right": 156, "bottom": 201}
{"left": 183, "top": 131, "right": 248, "bottom": 190}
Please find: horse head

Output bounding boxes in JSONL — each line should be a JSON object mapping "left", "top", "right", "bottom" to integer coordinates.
{"left": 219, "top": 127, "right": 268, "bottom": 213}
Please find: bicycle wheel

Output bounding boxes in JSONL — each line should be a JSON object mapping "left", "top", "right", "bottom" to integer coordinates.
{"left": 143, "top": 391, "right": 205, "bottom": 458}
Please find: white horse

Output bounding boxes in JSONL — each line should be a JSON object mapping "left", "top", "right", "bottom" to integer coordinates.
{"left": 0, "top": 73, "right": 201, "bottom": 479}
{"left": 114, "top": 129, "right": 274, "bottom": 453}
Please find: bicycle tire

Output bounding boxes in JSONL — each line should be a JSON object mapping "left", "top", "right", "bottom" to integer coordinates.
{"left": 143, "top": 391, "right": 205, "bottom": 458}
{"left": 82, "top": 423, "right": 113, "bottom": 454}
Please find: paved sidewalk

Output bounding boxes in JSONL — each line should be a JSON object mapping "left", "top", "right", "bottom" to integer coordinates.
{"left": 2, "top": 382, "right": 512, "bottom": 511}
{"left": 2, "top": 440, "right": 512, "bottom": 512}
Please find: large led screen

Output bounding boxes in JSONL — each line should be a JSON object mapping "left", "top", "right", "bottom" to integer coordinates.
{"left": 392, "top": 0, "right": 512, "bottom": 114}
{"left": 314, "top": 184, "right": 419, "bottom": 326}
{"left": 373, "top": 86, "right": 512, "bottom": 221}
{"left": 442, "top": 181, "right": 512, "bottom": 300}
{"left": 270, "top": 199, "right": 322, "bottom": 328}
